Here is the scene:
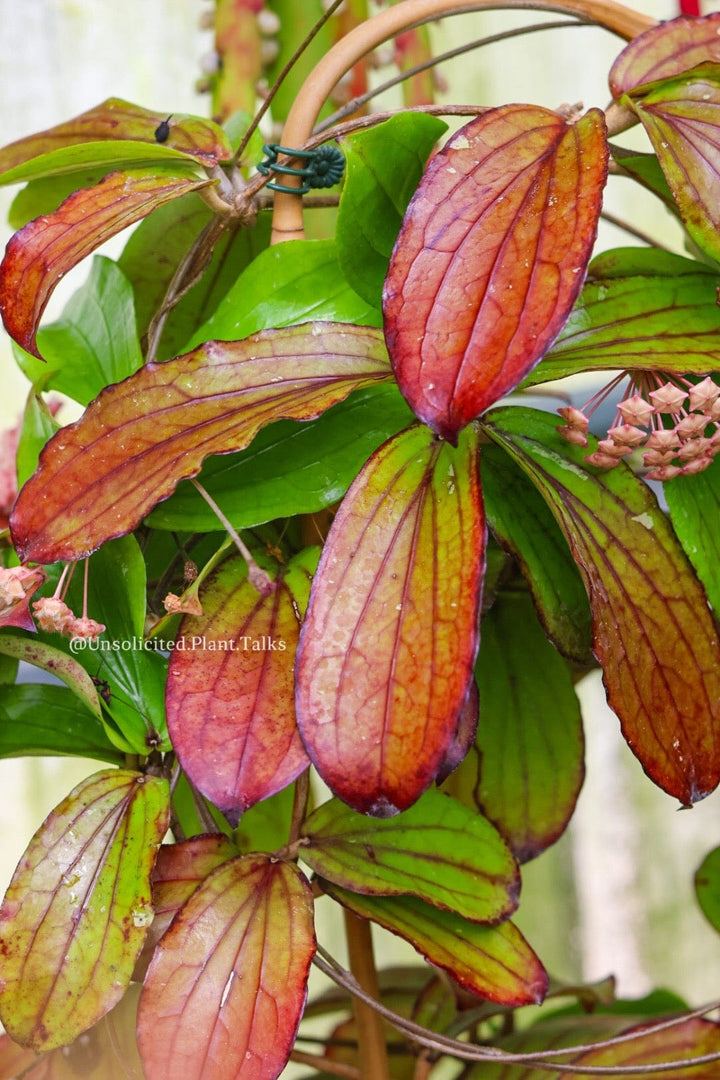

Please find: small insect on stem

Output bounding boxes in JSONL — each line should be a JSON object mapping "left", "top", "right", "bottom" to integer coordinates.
{"left": 91, "top": 674, "right": 112, "bottom": 706}
{"left": 154, "top": 115, "right": 173, "bottom": 143}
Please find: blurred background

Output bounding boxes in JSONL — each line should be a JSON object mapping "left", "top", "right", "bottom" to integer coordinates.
{"left": 0, "top": 0, "right": 719, "bottom": 1042}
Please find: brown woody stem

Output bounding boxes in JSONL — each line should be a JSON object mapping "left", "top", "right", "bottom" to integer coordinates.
{"left": 343, "top": 912, "right": 391, "bottom": 1080}
{"left": 270, "top": 0, "right": 655, "bottom": 244}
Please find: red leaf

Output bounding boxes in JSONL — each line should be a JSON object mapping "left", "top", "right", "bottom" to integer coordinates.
{"left": 609, "top": 14, "right": 720, "bottom": 98}
{"left": 10, "top": 323, "right": 391, "bottom": 564}
{"left": 137, "top": 854, "right": 315, "bottom": 1080}
{"left": 0, "top": 97, "right": 232, "bottom": 173}
{"left": 296, "top": 423, "right": 485, "bottom": 815}
{"left": 0, "top": 168, "right": 211, "bottom": 358}
{"left": 166, "top": 555, "right": 310, "bottom": 824}
{"left": 383, "top": 105, "right": 607, "bottom": 440}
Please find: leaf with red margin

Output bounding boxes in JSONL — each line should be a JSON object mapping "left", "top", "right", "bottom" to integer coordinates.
{"left": 609, "top": 14, "right": 720, "bottom": 98}
{"left": 296, "top": 423, "right": 485, "bottom": 816}
{"left": 0, "top": 167, "right": 212, "bottom": 358}
{"left": 10, "top": 323, "right": 392, "bottom": 564}
{"left": 0, "top": 769, "right": 169, "bottom": 1051}
{"left": 482, "top": 406, "right": 720, "bottom": 806}
{"left": 383, "top": 105, "right": 607, "bottom": 440}
{"left": 320, "top": 883, "right": 547, "bottom": 1006}
{"left": 623, "top": 67, "right": 720, "bottom": 264}
{"left": 166, "top": 552, "right": 311, "bottom": 825}
{"left": 137, "top": 854, "right": 316, "bottom": 1080}
{"left": 134, "top": 835, "right": 237, "bottom": 981}
{"left": 566, "top": 1018, "right": 720, "bottom": 1078}
{"left": 0, "top": 97, "right": 232, "bottom": 175}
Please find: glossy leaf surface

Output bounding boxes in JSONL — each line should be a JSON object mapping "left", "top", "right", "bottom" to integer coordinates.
{"left": 337, "top": 112, "right": 448, "bottom": 307}
{"left": 296, "top": 423, "right": 485, "bottom": 815}
{"left": 481, "top": 444, "right": 592, "bottom": 663}
{"left": 695, "top": 844, "right": 720, "bottom": 935}
{"left": 0, "top": 97, "right": 232, "bottom": 175}
{"left": 0, "top": 769, "right": 169, "bottom": 1050}
{"left": 0, "top": 684, "right": 123, "bottom": 763}
{"left": 0, "top": 632, "right": 104, "bottom": 723}
{"left": 472, "top": 591, "right": 584, "bottom": 861}
{"left": 665, "top": 457, "right": 720, "bottom": 616}
{"left": 525, "top": 266, "right": 720, "bottom": 388}
{"left": 11, "top": 323, "right": 391, "bottom": 564}
{"left": 322, "top": 884, "right": 547, "bottom": 1005}
{"left": 138, "top": 854, "right": 315, "bottom": 1080}
{"left": 301, "top": 787, "right": 518, "bottom": 923}
{"left": 166, "top": 553, "right": 310, "bottom": 823}
{"left": 146, "top": 383, "right": 414, "bottom": 532}
{"left": 628, "top": 67, "right": 720, "bottom": 264}
{"left": 483, "top": 407, "right": 720, "bottom": 806}
{"left": 609, "top": 14, "right": 720, "bottom": 97}
{"left": 383, "top": 105, "right": 607, "bottom": 439}
{"left": 15, "top": 256, "right": 143, "bottom": 406}
{"left": 0, "top": 168, "right": 211, "bottom": 358}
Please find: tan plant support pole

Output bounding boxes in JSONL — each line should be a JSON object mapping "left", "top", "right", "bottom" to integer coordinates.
{"left": 270, "top": 0, "right": 655, "bottom": 244}
{"left": 343, "top": 911, "right": 391, "bottom": 1080}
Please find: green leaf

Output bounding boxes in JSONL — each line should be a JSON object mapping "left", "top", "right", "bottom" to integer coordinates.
{"left": 11, "top": 323, "right": 392, "bottom": 565}
{"left": 16, "top": 389, "right": 61, "bottom": 489}
{"left": 696, "top": 844, "right": 720, "bottom": 936}
{"left": 322, "top": 884, "right": 547, "bottom": 1006}
{"left": 481, "top": 443, "right": 592, "bottom": 663}
{"left": 587, "top": 245, "right": 705, "bottom": 279}
{"left": 0, "top": 167, "right": 212, "bottom": 358}
{"left": 0, "top": 684, "right": 124, "bottom": 763}
{"left": 8, "top": 169, "right": 115, "bottom": 229}
{"left": 187, "top": 238, "right": 382, "bottom": 349}
{"left": 0, "top": 632, "right": 104, "bottom": 724}
{"left": 137, "top": 854, "right": 316, "bottom": 1080}
{"left": 566, "top": 1017, "right": 720, "bottom": 1078}
{"left": 336, "top": 112, "right": 447, "bottom": 307}
{"left": 608, "top": 146, "right": 677, "bottom": 213}
{"left": 117, "top": 195, "right": 272, "bottom": 362}
{"left": 15, "top": 255, "right": 143, "bottom": 406}
{"left": 301, "top": 787, "right": 519, "bottom": 923}
{"left": 483, "top": 406, "right": 720, "bottom": 806}
{"left": 664, "top": 456, "right": 720, "bottom": 615}
{"left": 525, "top": 267, "right": 720, "bottom": 388}
{"left": 472, "top": 591, "right": 584, "bottom": 862}
{"left": 0, "top": 769, "right": 169, "bottom": 1051}
{"left": 146, "top": 382, "right": 415, "bottom": 531}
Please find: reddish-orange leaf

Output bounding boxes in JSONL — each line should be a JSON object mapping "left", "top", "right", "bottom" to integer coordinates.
{"left": 383, "top": 105, "right": 607, "bottom": 440}
{"left": 0, "top": 97, "right": 233, "bottom": 173}
{"left": 137, "top": 854, "right": 315, "bottom": 1080}
{"left": 166, "top": 554, "right": 310, "bottom": 824}
{"left": 567, "top": 1017, "right": 720, "bottom": 1078}
{"left": 10, "top": 323, "right": 391, "bottom": 564}
{"left": 484, "top": 407, "right": 720, "bottom": 806}
{"left": 609, "top": 14, "right": 720, "bottom": 98}
{"left": 0, "top": 168, "right": 211, "bottom": 358}
{"left": 296, "top": 423, "right": 485, "bottom": 816}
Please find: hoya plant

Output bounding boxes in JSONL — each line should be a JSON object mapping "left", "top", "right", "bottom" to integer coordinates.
{"left": 2, "top": 0, "right": 720, "bottom": 1077}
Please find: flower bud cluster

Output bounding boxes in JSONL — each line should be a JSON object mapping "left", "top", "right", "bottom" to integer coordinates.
{"left": 557, "top": 375, "right": 720, "bottom": 481}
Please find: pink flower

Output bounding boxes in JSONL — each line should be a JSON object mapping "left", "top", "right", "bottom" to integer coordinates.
{"left": 0, "top": 565, "right": 46, "bottom": 630}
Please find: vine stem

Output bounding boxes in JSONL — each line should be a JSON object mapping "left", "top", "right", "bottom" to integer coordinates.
{"left": 270, "top": 0, "right": 655, "bottom": 244}
{"left": 189, "top": 479, "right": 273, "bottom": 596}
{"left": 289, "top": 1048, "right": 361, "bottom": 1079}
{"left": 343, "top": 913, "right": 391, "bottom": 1080}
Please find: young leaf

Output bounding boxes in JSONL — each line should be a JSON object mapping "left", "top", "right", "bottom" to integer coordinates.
{"left": 0, "top": 97, "right": 232, "bottom": 175}
{"left": 146, "top": 382, "right": 415, "bottom": 532}
{"left": 625, "top": 66, "right": 720, "bottom": 264}
{"left": 301, "top": 787, "right": 518, "bottom": 923}
{"left": 481, "top": 444, "right": 592, "bottom": 663}
{"left": 0, "top": 684, "right": 124, "bottom": 763}
{"left": 0, "top": 167, "right": 212, "bottom": 358}
{"left": 10, "top": 323, "right": 392, "bottom": 564}
{"left": 137, "top": 854, "right": 316, "bottom": 1080}
{"left": 665, "top": 457, "right": 720, "bottom": 615}
{"left": 609, "top": 14, "right": 720, "bottom": 98}
{"left": 524, "top": 268, "right": 720, "bottom": 388}
{"left": 483, "top": 406, "right": 720, "bottom": 806}
{"left": 296, "top": 423, "right": 485, "bottom": 816}
{"left": 696, "top": 844, "right": 720, "bottom": 936}
{"left": 336, "top": 112, "right": 448, "bottom": 307}
{"left": 166, "top": 554, "right": 310, "bottom": 824}
{"left": 0, "top": 769, "right": 169, "bottom": 1051}
{"left": 321, "top": 884, "right": 547, "bottom": 1006}
{"left": 16, "top": 389, "right": 61, "bottom": 489}
{"left": 15, "top": 255, "right": 144, "bottom": 407}
{"left": 383, "top": 105, "right": 607, "bottom": 440}
{"left": 472, "top": 591, "right": 584, "bottom": 862}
